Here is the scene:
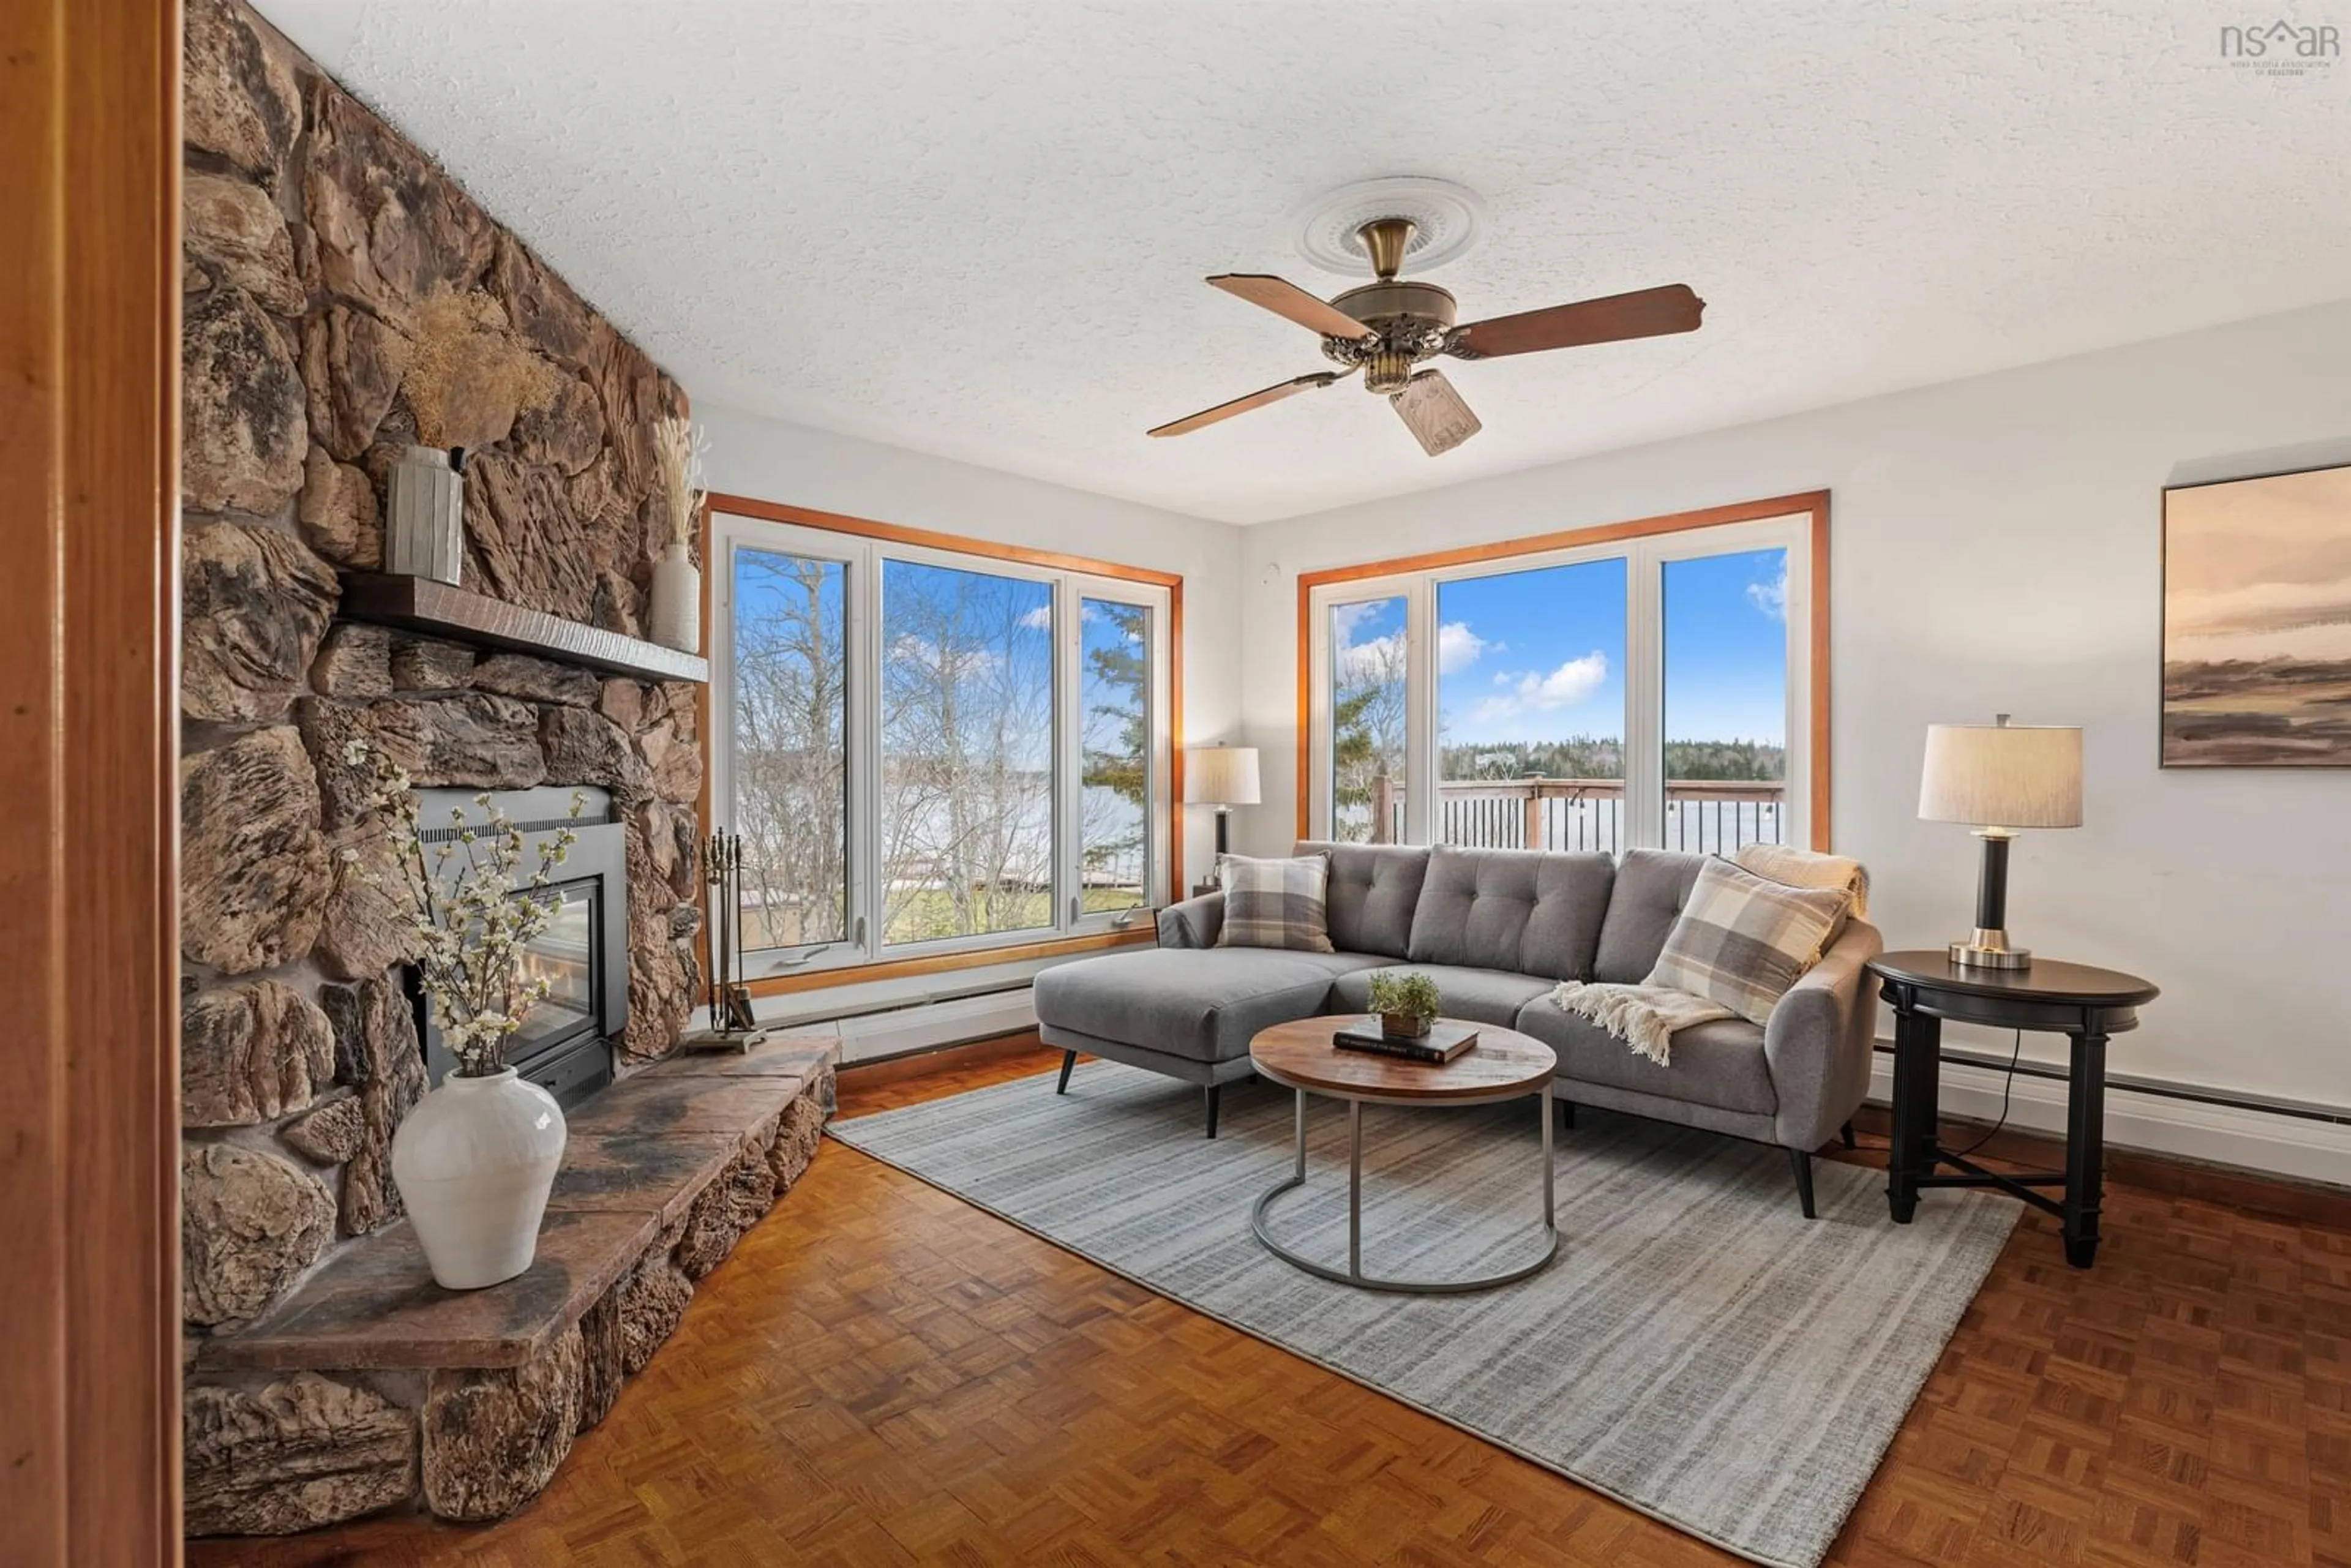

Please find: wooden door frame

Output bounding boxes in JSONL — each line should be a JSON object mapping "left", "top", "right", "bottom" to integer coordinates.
{"left": 0, "top": 0, "right": 184, "bottom": 1562}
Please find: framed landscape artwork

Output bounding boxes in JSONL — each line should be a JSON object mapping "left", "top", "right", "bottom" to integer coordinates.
{"left": 2162, "top": 461, "right": 2351, "bottom": 766}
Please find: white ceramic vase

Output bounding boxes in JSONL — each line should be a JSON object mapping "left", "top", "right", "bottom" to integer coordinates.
{"left": 650, "top": 541, "right": 700, "bottom": 653}
{"left": 391, "top": 1067, "right": 566, "bottom": 1290}
{"left": 384, "top": 445, "right": 465, "bottom": 586}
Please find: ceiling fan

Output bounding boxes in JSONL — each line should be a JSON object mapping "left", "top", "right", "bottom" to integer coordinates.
{"left": 1149, "top": 217, "right": 1704, "bottom": 456}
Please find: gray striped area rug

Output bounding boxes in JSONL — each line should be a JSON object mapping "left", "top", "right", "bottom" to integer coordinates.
{"left": 828, "top": 1063, "right": 2019, "bottom": 1568}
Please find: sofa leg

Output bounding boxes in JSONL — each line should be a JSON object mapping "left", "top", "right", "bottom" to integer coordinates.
{"left": 1558, "top": 1099, "right": 1577, "bottom": 1131}
{"left": 1056, "top": 1049, "right": 1076, "bottom": 1095}
{"left": 1840, "top": 1120, "right": 1856, "bottom": 1150}
{"left": 1204, "top": 1083, "right": 1221, "bottom": 1139}
{"left": 1787, "top": 1147, "right": 1817, "bottom": 1219}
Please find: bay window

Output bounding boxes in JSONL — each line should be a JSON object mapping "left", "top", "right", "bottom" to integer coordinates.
{"left": 712, "top": 504, "right": 1176, "bottom": 980}
{"left": 1304, "top": 498, "right": 1825, "bottom": 854}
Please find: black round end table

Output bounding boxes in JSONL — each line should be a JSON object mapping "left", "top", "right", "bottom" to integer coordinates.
{"left": 1868, "top": 951, "right": 2158, "bottom": 1269}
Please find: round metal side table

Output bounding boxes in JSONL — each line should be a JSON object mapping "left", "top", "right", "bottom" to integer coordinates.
{"left": 1247, "top": 1016, "right": 1559, "bottom": 1295}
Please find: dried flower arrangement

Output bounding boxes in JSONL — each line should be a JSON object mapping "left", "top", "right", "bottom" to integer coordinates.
{"left": 338, "top": 739, "right": 584, "bottom": 1076}
{"left": 400, "top": 286, "right": 566, "bottom": 452}
{"left": 653, "top": 413, "right": 708, "bottom": 550}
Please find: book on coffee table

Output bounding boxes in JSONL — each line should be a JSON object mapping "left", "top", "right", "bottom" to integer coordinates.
{"left": 1331, "top": 1020, "right": 1480, "bottom": 1063}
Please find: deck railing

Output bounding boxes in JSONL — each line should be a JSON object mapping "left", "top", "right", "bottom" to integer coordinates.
{"left": 1354, "top": 776, "right": 1787, "bottom": 856}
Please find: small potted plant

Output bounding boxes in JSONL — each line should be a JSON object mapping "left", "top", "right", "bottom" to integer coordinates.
{"left": 1367, "top": 971, "right": 1442, "bottom": 1041}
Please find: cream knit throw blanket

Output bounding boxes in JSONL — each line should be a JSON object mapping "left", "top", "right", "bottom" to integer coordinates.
{"left": 1551, "top": 981, "right": 1734, "bottom": 1067}
{"left": 1733, "top": 842, "right": 1869, "bottom": 918}
{"left": 1558, "top": 847, "right": 1869, "bottom": 1068}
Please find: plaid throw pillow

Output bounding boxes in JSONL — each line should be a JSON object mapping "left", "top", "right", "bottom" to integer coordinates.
{"left": 1214, "top": 853, "right": 1335, "bottom": 953}
{"left": 1644, "top": 857, "right": 1851, "bottom": 1026}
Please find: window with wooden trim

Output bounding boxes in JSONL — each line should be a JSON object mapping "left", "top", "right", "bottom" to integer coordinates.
{"left": 1302, "top": 498, "right": 1827, "bottom": 855}
{"left": 710, "top": 505, "right": 1175, "bottom": 980}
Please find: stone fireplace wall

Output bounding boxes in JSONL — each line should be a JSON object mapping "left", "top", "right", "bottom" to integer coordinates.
{"left": 180, "top": 0, "right": 703, "bottom": 1338}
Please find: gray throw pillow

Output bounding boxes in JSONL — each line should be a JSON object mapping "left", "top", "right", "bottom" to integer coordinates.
{"left": 1215, "top": 853, "right": 1335, "bottom": 953}
{"left": 1644, "top": 857, "right": 1851, "bottom": 1025}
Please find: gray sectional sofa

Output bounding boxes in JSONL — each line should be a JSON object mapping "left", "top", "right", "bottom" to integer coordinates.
{"left": 1032, "top": 841, "right": 1883, "bottom": 1215}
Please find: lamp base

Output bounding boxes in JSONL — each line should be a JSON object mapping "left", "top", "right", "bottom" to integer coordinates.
{"left": 1949, "top": 928, "right": 2032, "bottom": 970}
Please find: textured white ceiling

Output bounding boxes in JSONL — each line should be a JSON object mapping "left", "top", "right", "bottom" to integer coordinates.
{"left": 253, "top": 1, "right": 2350, "bottom": 525}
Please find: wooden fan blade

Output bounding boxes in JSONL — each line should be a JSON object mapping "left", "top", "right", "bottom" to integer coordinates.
{"left": 1147, "top": 372, "right": 1342, "bottom": 438}
{"left": 1449, "top": 283, "right": 1704, "bottom": 360}
{"left": 1206, "top": 274, "right": 1374, "bottom": 340}
{"left": 1391, "top": 370, "right": 1481, "bottom": 456}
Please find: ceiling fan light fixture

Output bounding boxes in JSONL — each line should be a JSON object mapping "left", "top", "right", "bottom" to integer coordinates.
{"left": 1362, "top": 347, "right": 1417, "bottom": 396}
{"left": 1392, "top": 369, "right": 1481, "bottom": 456}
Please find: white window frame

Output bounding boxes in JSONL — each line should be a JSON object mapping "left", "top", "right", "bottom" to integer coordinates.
{"left": 1061, "top": 578, "right": 1174, "bottom": 939}
{"left": 1305, "top": 572, "right": 1418, "bottom": 844}
{"left": 710, "top": 509, "right": 1172, "bottom": 980}
{"left": 1307, "top": 511, "right": 1813, "bottom": 852}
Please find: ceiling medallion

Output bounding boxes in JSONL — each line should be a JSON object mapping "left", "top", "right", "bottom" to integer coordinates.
{"left": 1289, "top": 176, "right": 1488, "bottom": 277}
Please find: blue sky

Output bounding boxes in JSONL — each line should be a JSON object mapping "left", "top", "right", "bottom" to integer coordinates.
{"left": 733, "top": 544, "right": 846, "bottom": 659}
{"left": 1662, "top": 549, "right": 1788, "bottom": 748}
{"left": 1079, "top": 595, "right": 1149, "bottom": 762}
{"left": 880, "top": 561, "right": 1055, "bottom": 770}
{"left": 736, "top": 550, "right": 1158, "bottom": 778}
{"left": 740, "top": 544, "right": 1788, "bottom": 762}
{"left": 1438, "top": 559, "right": 1628, "bottom": 748}
{"left": 1332, "top": 549, "right": 1790, "bottom": 748}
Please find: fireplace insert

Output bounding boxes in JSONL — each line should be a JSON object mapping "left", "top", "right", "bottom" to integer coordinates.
{"left": 410, "top": 784, "right": 626, "bottom": 1106}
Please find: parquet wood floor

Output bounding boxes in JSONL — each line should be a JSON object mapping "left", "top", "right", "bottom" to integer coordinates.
{"left": 190, "top": 1040, "right": 2351, "bottom": 1567}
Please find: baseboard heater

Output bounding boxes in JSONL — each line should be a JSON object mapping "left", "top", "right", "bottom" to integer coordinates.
{"left": 1872, "top": 1040, "right": 2351, "bottom": 1127}
{"left": 758, "top": 980, "right": 1038, "bottom": 1067}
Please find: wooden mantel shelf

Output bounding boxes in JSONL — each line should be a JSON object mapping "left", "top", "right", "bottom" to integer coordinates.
{"left": 340, "top": 572, "right": 710, "bottom": 685}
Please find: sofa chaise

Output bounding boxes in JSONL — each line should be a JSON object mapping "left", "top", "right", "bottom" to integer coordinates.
{"left": 1031, "top": 841, "right": 1883, "bottom": 1215}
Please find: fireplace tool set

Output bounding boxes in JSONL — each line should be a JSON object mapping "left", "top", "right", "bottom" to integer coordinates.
{"left": 681, "top": 829, "right": 767, "bottom": 1052}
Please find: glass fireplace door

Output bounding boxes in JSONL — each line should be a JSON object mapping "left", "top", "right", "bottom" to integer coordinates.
{"left": 506, "top": 878, "right": 601, "bottom": 1062}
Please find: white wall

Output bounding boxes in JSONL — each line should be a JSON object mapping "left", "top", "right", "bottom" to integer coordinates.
{"left": 697, "top": 401, "right": 1245, "bottom": 898}
{"left": 1233, "top": 301, "right": 2351, "bottom": 1115}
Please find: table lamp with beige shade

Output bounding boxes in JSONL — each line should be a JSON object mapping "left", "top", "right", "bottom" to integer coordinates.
{"left": 1918, "top": 715, "right": 2082, "bottom": 970}
{"left": 1182, "top": 743, "right": 1260, "bottom": 869}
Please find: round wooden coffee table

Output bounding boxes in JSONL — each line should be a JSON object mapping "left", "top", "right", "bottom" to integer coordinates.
{"left": 1247, "top": 1015, "right": 1559, "bottom": 1295}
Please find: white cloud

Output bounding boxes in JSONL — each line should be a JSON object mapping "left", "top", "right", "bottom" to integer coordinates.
{"left": 1018, "top": 604, "right": 1054, "bottom": 631}
{"left": 1333, "top": 618, "right": 1490, "bottom": 683}
{"left": 1330, "top": 600, "right": 1386, "bottom": 640}
{"left": 1517, "top": 651, "right": 1611, "bottom": 708}
{"left": 888, "top": 634, "right": 1000, "bottom": 678}
{"left": 1746, "top": 563, "right": 1788, "bottom": 623}
{"left": 1336, "top": 630, "right": 1405, "bottom": 684}
{"left": 1467, "top": 651, "right": 1610, "bottom": 725}
{"left": 1436, "top": 620, "right": 1494, "bottom": 675}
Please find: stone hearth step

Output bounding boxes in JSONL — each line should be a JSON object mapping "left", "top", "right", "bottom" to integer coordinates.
{"left": 200, "top": 1037, "right": 833, "bottom": 1373}
{"left": 186, "top": 1035, "right": 837, "bottom": 1535}
{"left": 200, "top": 1206, "right": 663, "bottom": 1372}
